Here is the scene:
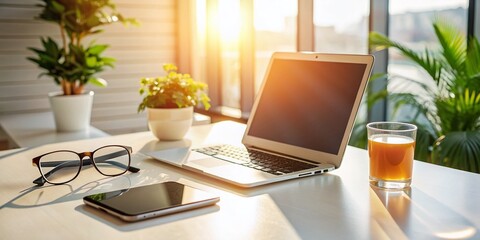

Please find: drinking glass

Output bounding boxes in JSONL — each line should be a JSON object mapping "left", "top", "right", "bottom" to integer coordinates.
{"left": 367, "top": 122, "right": 417, "bottom": 189}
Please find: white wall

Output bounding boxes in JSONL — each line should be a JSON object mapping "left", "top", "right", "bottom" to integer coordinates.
{"left": 0, "top": 0, "right": 177, "bottom": 135}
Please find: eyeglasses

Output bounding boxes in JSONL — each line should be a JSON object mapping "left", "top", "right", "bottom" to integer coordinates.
{"left": 32, "top": 145, "right": 140, "bottom": 186}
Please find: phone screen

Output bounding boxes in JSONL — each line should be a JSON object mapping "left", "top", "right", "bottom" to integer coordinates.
{"left": 83, "top": 181, "right": 220, "bottom": 221}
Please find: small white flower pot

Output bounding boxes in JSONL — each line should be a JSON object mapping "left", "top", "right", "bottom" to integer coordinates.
{"left": 48, "top": 91, "right": 94, "bottom": 132}
{"left": 147, "top": 106, "right": 193, "bottom": 141}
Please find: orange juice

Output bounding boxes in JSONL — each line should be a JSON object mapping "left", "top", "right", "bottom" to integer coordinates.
{"left": 368, "top": 134, "right": 415, "bottom": 181}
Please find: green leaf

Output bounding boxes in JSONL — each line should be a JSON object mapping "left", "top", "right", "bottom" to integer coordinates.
{"left": 348, "top": 120, "right": 368, "bottom": 149}
{"left": 137, "top": 63, "right": 210, "bottom": 111}
{"left": 369, "top": 31, "right": 442, "bottom": 83}
{"left": 366, "top": 90, "right": 388, "bottom": 109}
{"left": 432, "top": 131, "right": 480, "bottom": 173}
{"left": 88, "top": 77, "right": 108, "bottom": 87}
{"left": 26, "top": 57, "right": 41, "bottom": 65}
{"left": 413, "top": 122, "right": 436, "bottom": 161}
{"left": 86, "top": 57, "right": 97, "bottom": 67}
{"left": 90, "top": 29, "right": 104, "bottom": 35}
{"left": 88, "top": 44, "right": 108, "bottom": 55}
{"left": 369, "top": 32, "right": 394, "bottom": 52}
{"left": 51, "top": 0, "right": 65, "bottom": 13}
{"left": 433, "top": 19, "right": 466, "bottom": 76}
{"left": 101, "top": 57, "right": 116, "bottom": 66}
{"left": 465, "top": 37, "right": 480, "bottom": 86}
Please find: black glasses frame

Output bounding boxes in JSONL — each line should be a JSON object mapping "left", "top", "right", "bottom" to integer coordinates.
{"left": 32, "top": 145, "right": 140, "bottom": 186}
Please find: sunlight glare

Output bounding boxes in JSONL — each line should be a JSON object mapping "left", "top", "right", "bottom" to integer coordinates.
{"left": 218, "top": 0, "right": 241, "bottom": 42}
{"left": 435, "top": 227, "right": 476, "bottom": 239}
{"left": 254, "top": 0, "right": 297, "bottom": 32}
{"left": 196, "top": 0, "right": 206, "bottom": 40}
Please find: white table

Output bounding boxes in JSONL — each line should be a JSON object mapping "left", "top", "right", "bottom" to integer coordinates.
{"left": 0, "top": 121, "right": 479, "bottom": 239}
{"left": 0, "top": 112, "right": 109, "bottom": 148}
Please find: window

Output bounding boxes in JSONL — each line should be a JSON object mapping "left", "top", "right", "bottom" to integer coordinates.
{"left": 218, "top": 0, "right": 242, "bottom": 109}
{"left": 254, "top": 0, "right": 297, "bottom": 92}
{"left": 193, "top": 0, "right": 297, "bottom": 116}
{"left": 184, "top": 0, "right": 477, "bottom": 123}
{"left": 387, "top": 0, "right": 469, "bottom": 120}
{"left": 313, "top": 0, "right": 369, "bottom": 54}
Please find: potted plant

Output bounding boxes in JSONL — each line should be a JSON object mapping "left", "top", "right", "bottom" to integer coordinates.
{"left": 138, "top": 63, "right": 211, "bottom": 140}
{"left": 27, "top": 0, "right": 136, "bottom": 131}
{"left": 368, "top": 19, "right": 480, "bottom": 173}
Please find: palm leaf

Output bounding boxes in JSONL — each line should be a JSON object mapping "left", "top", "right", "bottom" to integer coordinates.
{"left": 466, "top": 37, "right": 480, "bottom": 73}
{"left": 389, "top": 73, "right": 436, "bottom": 94}
{"left": 349, "top": 120, "right": 369, "bottom": 149}
{"left": 366, "top": 90, "right": 388, "bottom": 109}
{"left": 389, "top": 93, "right": 422, "bottom": 116}
{"left": 349, "top": 73, "right": 388, "bottom": 149}
{"left": 389, "top": 93, "right": 433, "bottom": 120}
{"left": 432, "top": 131, "right": 480, "bottom": 173}
{"left": 413, "top": 123, "right": 436, "bottom": 162}
{"left": 456, "top": 89, "right": 480, "bottom": 131}
{"left": 465, "top": 37, "right": 480, "bottom": 90}
{"left": 432, "top": 19, "right": 466, "bottom": 78}
{"left": 369, "top": 32, "right": 442, "bottom": 83}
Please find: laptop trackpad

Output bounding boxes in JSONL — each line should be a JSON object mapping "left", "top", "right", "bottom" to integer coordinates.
{"left": 186, "top": 151, "right": 231, "bottom": 168}
{"left": 190, "top": 157, "right": 230, "bottom": 168}
{"left": 185, "top": 152, "right": 271, "bottom": 186}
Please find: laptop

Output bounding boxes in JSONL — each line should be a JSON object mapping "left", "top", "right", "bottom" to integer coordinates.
{"left": 145, "top": 52, "right": 374, "bottom": 188}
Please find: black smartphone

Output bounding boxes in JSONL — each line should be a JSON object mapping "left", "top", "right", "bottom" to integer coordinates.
{"left": 83, "top": 181, "right": 220, "bottom": 222}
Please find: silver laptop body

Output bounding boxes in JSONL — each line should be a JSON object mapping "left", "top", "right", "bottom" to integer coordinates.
{"left": 146, "top": 52, "right": 374, "bottom": 188}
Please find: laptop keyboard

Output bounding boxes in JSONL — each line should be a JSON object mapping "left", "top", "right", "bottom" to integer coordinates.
{"left": 193, "top": 145, "right": 318, "bottom": 175}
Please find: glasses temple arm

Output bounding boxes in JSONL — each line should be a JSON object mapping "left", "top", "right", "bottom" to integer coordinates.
{"left": 93, "top": 150, "right": 139, "bottom": 173}
{"left": 99, "top": 160, "right": 140, "bottom": 173}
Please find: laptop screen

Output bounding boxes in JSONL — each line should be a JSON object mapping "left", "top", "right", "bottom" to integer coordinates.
{"left": 247, "top": 58, "right": 368, "bottom": 155}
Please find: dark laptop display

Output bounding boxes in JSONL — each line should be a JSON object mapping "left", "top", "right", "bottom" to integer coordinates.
{"left": 248, "top": 59, "right": 368, "bottom": 155}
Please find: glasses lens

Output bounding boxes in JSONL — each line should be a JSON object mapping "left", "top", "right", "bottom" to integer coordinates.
{"left": 93, "top": 146, "right": 130, "bottom": 176}
{"left": 38, "top": 151, "right": 81, "bottom": 184}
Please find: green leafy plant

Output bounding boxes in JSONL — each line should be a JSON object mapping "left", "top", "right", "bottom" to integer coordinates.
{"left": 27, "top": 0, "right": 137, "bottom": 95}
{"left": 369, "top": 19, "right": 480, "bottom": 173}
{"left": 138, "top": 64, "right": 211, "bottom": 112}
{"left": 349, "top": 73, "right": 388, "bottom": 149}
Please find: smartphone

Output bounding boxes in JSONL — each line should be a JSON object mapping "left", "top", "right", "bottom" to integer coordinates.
{"left": 83, "top": 181, "right": 220, "bottom": 222}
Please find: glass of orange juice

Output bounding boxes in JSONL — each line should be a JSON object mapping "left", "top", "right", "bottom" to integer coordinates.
{"left": 367, "top": 122, "right": 417, "bottom": 189}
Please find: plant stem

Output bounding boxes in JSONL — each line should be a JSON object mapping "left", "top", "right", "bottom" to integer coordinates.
{"left": 73, "top": 81, "right": 84, "bottom": 95}
{"left": 61, "top": 79, "right": 71, "bottom": 95}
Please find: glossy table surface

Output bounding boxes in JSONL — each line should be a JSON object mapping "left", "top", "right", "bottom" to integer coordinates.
{"left": 0, "top": 121, "right": 479, "bottom": 239}
{"left": 0, "top": 112, "right": 211, "bottom": 148}
{"left": 0, "top": 112, "right": 109, "bottom": 148}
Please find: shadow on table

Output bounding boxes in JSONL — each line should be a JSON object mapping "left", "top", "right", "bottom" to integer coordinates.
{"left": 261, "top": 173, "right": 361, "bottom": 239}
{"left": 76, "top": 203, "right": 220, "bottom": 232}
{"left": 371, "top": 186, "right": 479, "bottom": 239}
{"left": 1, "top": 172, "right": 220, "bottom": 232}
{"left": 0, "top": 175, "right": 135, "bottom": 209}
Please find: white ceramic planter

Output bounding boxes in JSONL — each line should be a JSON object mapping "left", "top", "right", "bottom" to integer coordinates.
{"left": 48, "top": 91, "right": 94, "bottom": 132}
{"left": 147, "top": 106, "right": 193, "bottom": 141}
